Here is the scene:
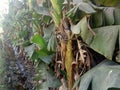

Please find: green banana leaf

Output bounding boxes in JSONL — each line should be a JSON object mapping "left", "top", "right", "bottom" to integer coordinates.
{"left": 31, "top": 34, "right": 53, "bottom": 64}
{"left": 70, "top": 5, "right": 120, "bottom": 60}
{"left": 31, "top": 34, "right": 47, "bottom": 49}
{"left": 89, "top": 26, "right": 119, "bottom": 60}
{"left": 50, "top": 0, "right": 64, "bottom": 26}
{"left": 71, "top": 15, "right": 119, "bottom": 60}
{"left": 72, "top": 0, "right": 96, "bottom": 14}
{"left": 76, "top": 60, "right": 120, "bottom": 90}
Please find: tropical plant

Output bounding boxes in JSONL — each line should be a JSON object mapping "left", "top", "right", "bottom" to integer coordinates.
{"left": 2, "top": 0, "right": 120, "bottom": 90}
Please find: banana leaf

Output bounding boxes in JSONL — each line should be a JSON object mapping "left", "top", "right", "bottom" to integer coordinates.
{"left": 77, "top": 60, "right": 120, "bottom": 90}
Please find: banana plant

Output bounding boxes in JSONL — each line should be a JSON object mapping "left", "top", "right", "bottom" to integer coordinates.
{"left": 2, "top": 0, "right": 120, "bottom": 90}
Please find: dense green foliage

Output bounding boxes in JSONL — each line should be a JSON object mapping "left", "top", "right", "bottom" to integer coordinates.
{"left": 2, "top": 0, "right": 120, "bottom": 90}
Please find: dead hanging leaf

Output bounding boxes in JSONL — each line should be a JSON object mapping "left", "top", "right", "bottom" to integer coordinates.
{"left": 65, "top": 40, "right": 74, "bottom": 90}
{"left": 77, "top": 40, "right": 85, "bottom": 63}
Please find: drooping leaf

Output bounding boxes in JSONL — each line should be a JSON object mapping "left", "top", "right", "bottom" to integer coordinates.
{"left": 89, "top": 26, "right": 119, "bottom": 60}
{"left": 71, "top": 21, "right": 81, "bottom": 34}
{"left": 31, "top": 34, "right": 47, "bottom": 49}
{"left": 35, "top": 62, "right": 61, "bottom": 90}
{"left": 88, "top": 1, "right": 104, "bottom": 10}
{"left": 71, "top": 16, "right": 93, "bottom": 44}
{"left": 71, "top": 16, "right": 87, "bottom": 35}
{"left": 78, "top": 2, "right": 96, "bottom": 14}
{"left": 78, "top": 60, "right": 120, "bottom": 90}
